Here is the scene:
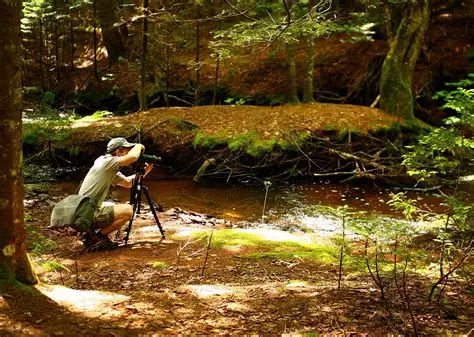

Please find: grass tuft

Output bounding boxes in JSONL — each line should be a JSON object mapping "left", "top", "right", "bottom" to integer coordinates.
{"left": 41, "top": 261, "right": 70, "bottom": 273}
{"left": 150, "top": 261, "right": 168, "bottom": 269}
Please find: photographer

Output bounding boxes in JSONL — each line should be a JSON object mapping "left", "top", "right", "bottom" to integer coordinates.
{"left": 78, "top": 137, "right": 153, "bottom": 250}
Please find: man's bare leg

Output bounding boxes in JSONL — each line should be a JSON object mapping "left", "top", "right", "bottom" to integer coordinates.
{"left": 99, "top": 204, "right": 133, "bottom": 235}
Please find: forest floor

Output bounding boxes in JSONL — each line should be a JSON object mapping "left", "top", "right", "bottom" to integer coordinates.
{"left": 0, "top": 184, "right": 472, "bottom": 337}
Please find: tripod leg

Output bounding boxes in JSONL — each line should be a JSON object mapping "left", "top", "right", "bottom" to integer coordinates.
{"left": 123, "top": 187, "right": 142, "bottom": 245}
{"left": 143, "top": 186, "right": 165, "bottom": 238}
{"left": 136, "top": 184, "right": 143, "bottom": 214}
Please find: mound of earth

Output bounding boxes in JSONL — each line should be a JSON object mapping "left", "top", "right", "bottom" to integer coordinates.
{"left": 55, "top": 103, "right": 404, "bottom": 165}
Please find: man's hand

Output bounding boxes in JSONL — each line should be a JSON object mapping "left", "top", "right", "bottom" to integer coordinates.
{"left": 144, "top": 163, "right": 154, "bottom": 177}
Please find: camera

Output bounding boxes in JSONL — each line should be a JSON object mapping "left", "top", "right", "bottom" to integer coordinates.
{"left": 138, "top": 153, "right": 161, "bottom": 164}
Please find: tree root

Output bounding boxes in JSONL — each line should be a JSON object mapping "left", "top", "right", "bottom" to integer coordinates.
{"left": 191, "top": 135, "right": 411, "bottom": 185}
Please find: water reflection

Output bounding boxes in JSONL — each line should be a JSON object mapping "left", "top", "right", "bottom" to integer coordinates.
{"left": 115, "top": 177, "right": 445, "bottom": 223}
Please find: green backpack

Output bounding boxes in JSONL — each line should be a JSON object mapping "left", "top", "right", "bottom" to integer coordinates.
{"left": 50, "top": 195, "right": 98, "bottom": 232}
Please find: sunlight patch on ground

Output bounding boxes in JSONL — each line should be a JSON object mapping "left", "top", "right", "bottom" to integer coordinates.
{"left": 185, "top": 284, "right": 234, "bottom": 298}
{"left": 38, "top": 285, "right": 129, "bottom": 317}
{"left": 286, "top": 280, "right": 309, "bottom": 288}
{"left": 172, "top": 228, "right": 205, "bottom": 238}
{"left": 222, "top": 245, "right": 243, "bottom": 252}
{"left": 238, "top": 228, "right": 313, "bottom": 243}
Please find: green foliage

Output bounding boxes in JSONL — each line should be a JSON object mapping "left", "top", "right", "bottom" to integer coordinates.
{"left": 193, "top": 131, "right": 227, "bottom": 150}
{"left": 246, "top": 138, "right": 277, "bottom": 157}
{"left": 40, "top": 91, "right": 55, "bottom": 106}
{"left": 193, "top": 229, "right": 338, "bottom": 264}
{"left": 228, "top": 133, "right": 255, "bottom": 152}
{"left": 402, "top": 75, "right": 474, "bottom": 183}
{"left": 278, "top": 131, "right": 310, "bottom": 151}
{"left": 41, "top": 261, "right": 70, "bottom": 273}
{"left": 211, "top": 1, "right": 338, "bottom": 59}
{"left": 387, "top": 192, "right": 418, "bottom": 220}
{"left": 24, "top": 212, "right": 33, "bottom": 222}
{"left": 245, "top": 246, "right": 336, "bottom": 265}
{"left": 339, "top": 12, "right": 377, "bottom": 43}
{"left": 336, "top": 127, "right": 362, "bottom": 142}
{"left": 25, "top": 223, "right": 57, "bottom": 255}
{"left": 390, "top": 75, "right": 474, "bottom": 303}
{"left": 150, "top": 261, "right": 168, "bottom": 269}
{"left": 371, "top": 121, "right": 402, "bottom": 138}
{"left": 195, "top": 130, "right": 311, "bottom": 157}
{"left": 224, "top": 97, "right": 248, "bottom": 105}
{"left": 77, "top": 110, "right": 114, "bottom": 122}
{"left": 23, "top": 106, "right": 76, "bottom": 147}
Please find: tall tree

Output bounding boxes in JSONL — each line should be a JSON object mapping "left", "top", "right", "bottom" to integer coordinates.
{"left": 95, "top": 0, "right": 126, "bottom": 63}
{"left": 302, "top": 0, "right": 316, "bottom": 103}
{"left": 0, "top": 0, "right": 37, "bottom": 285}
{"left": 93, "top": 0, "right": 99, "bottom": 81}
{"left": 194, "top": 3, "right": 202, "bottom": 106}
{"left": 139, "top": 0, "right": 149, "bottom": 111}
{"left": 379, "top": 0, "right": 430, "bottom": 119}
{"left": 283, "top": 0, "right": 300, "bottom": 104}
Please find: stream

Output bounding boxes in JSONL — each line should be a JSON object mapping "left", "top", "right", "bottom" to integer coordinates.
{"left": 114, "top": 170, "right": 448, "bottom": 233}
{"left": 39, "top": 167, "right": 454, "bottom": 234}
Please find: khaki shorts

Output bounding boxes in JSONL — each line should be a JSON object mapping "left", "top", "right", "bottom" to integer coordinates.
{"left": 93, "top": 201, "right": 115, "bottom": 229}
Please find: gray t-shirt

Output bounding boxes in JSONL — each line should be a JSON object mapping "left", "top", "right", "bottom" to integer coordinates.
{"left": 78, "top": 154, "right": 128, "bottom": 207}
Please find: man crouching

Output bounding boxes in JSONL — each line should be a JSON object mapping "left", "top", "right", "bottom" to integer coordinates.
{"left": 78, "top": 137, "right": 153, "bottom": 251}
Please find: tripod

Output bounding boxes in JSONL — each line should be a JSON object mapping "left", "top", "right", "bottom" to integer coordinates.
{"left": 121, "top": 164, "right": 165, "bottom": 245}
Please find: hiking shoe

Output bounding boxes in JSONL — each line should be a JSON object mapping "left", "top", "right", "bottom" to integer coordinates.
{"left": 81, "top": 231, "right": 118, "bottom": 252}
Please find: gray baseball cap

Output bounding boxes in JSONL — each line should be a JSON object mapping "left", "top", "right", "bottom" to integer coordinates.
{"left": 106, "top": 137, "right": 136, "bottom": 153}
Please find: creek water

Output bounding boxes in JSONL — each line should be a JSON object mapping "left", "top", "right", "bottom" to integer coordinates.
{"left": 107, "top": 169, "right": 449, "bottom": 232}
{"left": 50, "top": 168, "right": 454, "bottom": 233}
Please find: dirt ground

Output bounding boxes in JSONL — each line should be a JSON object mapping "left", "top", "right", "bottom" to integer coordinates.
{"left": 0, "top": 184, "right": 472, "bottom": 337}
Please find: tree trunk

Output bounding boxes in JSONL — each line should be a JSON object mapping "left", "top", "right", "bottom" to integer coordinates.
{"left": 212, "top": 57, "right": 220, "bottom": 105}
{"left": 286, "top": 43, "right": 300, "bottom": 104}
{"left": 95, "top": 0, "right": 126, "bottom": 63}
{"left": 283, "top": 0, "right": 299, "bottom": 104}
{"left": 212, "top": 0, "right": 222, "bottom": 106}
{"left": 164, "top": 33, "right": 170, "bottom": 108}
{"left": 54, "top": 3, "right": 60, "bottom": 84}
{"left": 0, "top": 0, "right": 37, "bottom": 286}
{"left": 195, "top": 7, "right": 201, "bottom": 106}
{"left": 39, "top": 14, "right": 45, "bottom": 90}
{"left": 139, "top": 0, "right": 149, "bottom": 111}
{"left": 379, "top": 0, "right": 430, "bottom": 120}
{"left": 303, "top": 38, "right": 315, "bottom": 103}
{"left": 93, "top": 0, "right": 99, "bottom": 81}
{"left": 69, "top": 10, "right": 74, "bottom": 72}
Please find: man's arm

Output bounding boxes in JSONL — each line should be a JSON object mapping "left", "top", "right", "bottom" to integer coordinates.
{"left": 114, "top": 164, "right": 154, "bottom": 189}
{"left": 118, "top": 144, "right": 145, "bottom": 166}
{"left": 115, "top": 174, "right": 135, "bottom": 188}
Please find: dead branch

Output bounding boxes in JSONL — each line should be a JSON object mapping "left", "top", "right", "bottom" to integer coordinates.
{"left": 328, "top": 148, "right": 388, "bottom": 171}
{"left": 201, "top": 230, "right": 214, "bottom": 277}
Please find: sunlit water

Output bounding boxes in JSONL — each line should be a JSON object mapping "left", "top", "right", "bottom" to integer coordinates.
{"left": 118, "top": 174, "right": 447, "bottom": 231}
